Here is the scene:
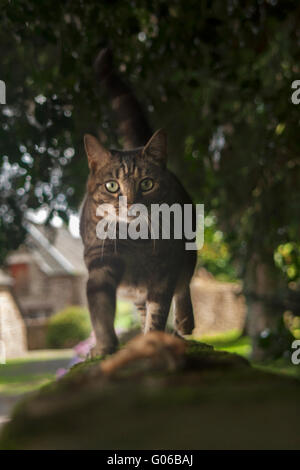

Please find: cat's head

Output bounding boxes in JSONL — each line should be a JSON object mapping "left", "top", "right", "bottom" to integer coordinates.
{"left": 84, "top": 129, "right": 169, "bottom": 208}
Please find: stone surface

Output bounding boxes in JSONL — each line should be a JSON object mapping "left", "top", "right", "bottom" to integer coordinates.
{"left": 0, "top": 337, "right": 299, "bottom": 450}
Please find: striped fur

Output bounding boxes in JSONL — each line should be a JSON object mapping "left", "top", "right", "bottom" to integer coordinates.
{"left": 80, "top": 130, "right": 196, "bottom": 356}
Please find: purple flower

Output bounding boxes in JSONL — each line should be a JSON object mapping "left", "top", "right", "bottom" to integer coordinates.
{"left": 56, "top": 368, "right": 68, "bottom": 379}
{"left": 56, "top": 332, "right": 96, "bottom": 380}
{"left": 73, "top": 332, "right": 96, "bottom": 358}
{"left": 69, "top": 356, "right": 85, "bottom": 367}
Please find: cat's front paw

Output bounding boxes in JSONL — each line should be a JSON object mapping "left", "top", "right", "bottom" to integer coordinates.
{"left": 90, "top": 343, "right": 117, "bottom": 359}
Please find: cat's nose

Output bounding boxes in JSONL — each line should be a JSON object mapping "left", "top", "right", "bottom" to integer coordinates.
{"left": 123, "top": 184, "right": 135, "bottom": 205}
{"left": 126, "top": 196, "right": 135, "bottom": 205}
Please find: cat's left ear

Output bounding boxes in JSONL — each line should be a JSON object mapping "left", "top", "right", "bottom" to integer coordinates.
{"left": 84, "top": 134, "right": 110, "bottom": 172}
{"left": 143, "top": 129, "right": 167, "bottom": 166}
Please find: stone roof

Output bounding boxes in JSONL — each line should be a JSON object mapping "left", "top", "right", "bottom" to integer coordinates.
{"left": 6, "top": 222, "right": 86, "bottom": 277}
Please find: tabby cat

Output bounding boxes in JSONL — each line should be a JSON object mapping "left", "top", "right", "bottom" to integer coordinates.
{"left": 80, "top": 50, "right": 196, "bottom": 357}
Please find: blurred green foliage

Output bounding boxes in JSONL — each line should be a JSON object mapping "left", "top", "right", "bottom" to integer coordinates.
{"left": 198, "top": 329, "right": 252, "bottom": 357}
{"left": 115, "top": 300, "right": 138, "bottom": 332}
{"left": 198, "top": 214, "right": 238, "bottom": 282}
{"left": 46, "top": 306, "right": 91, "bottom": 349}
{"left": 274, "top": 242, "right": 300, "bottom": 282}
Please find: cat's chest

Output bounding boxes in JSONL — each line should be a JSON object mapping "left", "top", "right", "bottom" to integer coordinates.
{"left": 119, "top": 240, "right": 181, "bottom": 288}
{"left": 120, "top": 248, "right": 155, "bottom": 287}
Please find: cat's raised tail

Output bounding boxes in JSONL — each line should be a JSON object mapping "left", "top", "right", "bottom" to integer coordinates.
{"left": 94, "top": 47, "right": 152, "bottom": 149}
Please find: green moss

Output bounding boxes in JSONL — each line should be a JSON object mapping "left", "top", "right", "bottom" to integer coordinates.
{"left": 1, "top": 340, "right": 300, "bottom": 450}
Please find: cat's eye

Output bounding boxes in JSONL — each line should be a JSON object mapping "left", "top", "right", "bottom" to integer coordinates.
{"left": 140, "top": 178, "right": 154, "bottom": 192}
{"left": 105, "top": 181, "right": 119, "bottom": 193}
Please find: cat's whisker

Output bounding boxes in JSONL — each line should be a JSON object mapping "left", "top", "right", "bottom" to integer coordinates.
{"left": 114, "top": 222, "right": 117, "bottom": 253}
{"left": 101, "top": 236, "right": 105, "bottom": 259}
{"left": 100, "top": 218, "right": 114, "bottom": 257}
{"left": 108, "top": 218, "right": 118, "bottom": 254}
{"left": 145, "top": 213, "right": 156, "bottom": 253}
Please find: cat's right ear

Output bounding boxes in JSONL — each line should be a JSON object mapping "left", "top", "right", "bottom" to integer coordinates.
{"left": 84, "top": 134, "right": 110, "bottom": 171}
{"left": 143, "top": 129, "right": 167, "bottom": 166}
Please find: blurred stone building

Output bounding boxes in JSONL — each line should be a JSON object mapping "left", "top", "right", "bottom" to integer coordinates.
{"left": 5, "top": 222, "right": 88, "bottom": 349}
{"left": 0, "top": 269, "right": 27, "bottom": 359}
{"left": 191, "top": 269, "right": 246, "bottom": 337}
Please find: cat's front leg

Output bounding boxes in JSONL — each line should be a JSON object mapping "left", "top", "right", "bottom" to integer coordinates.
{"left": 86, "top": 257, "right": 124, "bottom": 356}
{"left": 144, "top": 278, "right": 176, "bottom": 333}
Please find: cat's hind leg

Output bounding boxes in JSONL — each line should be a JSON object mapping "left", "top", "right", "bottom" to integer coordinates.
{"left": 173, "top": 284, "right": 195, "bottom": 335}
{"left": 173, "top": 254, "right": 196, "bottom": 336}
{"left": 144, "top": 276, "right": 177, "bottom": 333}
{"left": 134, "top": 302, "right": 147, "bottom": 333}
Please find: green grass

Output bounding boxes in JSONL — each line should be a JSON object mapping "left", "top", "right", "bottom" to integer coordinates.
{"left": 197, "top": 329, "right": 300, "bottom": 380}
{"left": 253, "top": 360, "right": 300, "bottom": 380}
{"left": 5, "top": 349, "right": 73, "bottom": 365}
{"left": 0, "top": 372, "right": 54, "bottom": 395}
{"left": 0, "top": 350, "right": 73, "bottom": 396}
{"left": 197, "top": 329, "right": 252, "bottom": 357}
